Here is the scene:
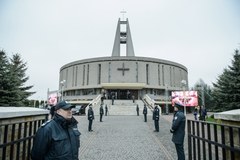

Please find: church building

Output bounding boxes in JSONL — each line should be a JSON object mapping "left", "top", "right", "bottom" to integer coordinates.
{"left": 59, "top": 18, "right": 188, "bottom": 110}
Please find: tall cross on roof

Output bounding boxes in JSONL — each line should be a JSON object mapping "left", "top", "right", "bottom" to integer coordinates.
{"left": 117, "top": 63, "right": 129, "bottom": 76}
{"left": 120, "top": 10, "right": 127, "bottom": 21}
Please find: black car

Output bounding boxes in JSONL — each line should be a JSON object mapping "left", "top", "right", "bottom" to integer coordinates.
{"left": 72, "top": 105, "right": 82, "bottom": 115}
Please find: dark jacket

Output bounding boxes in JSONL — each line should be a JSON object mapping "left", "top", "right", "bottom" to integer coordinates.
{"left": 105, "top": 105, "right": 108, "bottom": 112}
{"left": 152, "top": 106, "right": 160, "bottom": 121}
{"left": 100, "top": 106, "right": 104, "bottom": 115}
{"left": 136, "top": 105, "right": 139, "bottom": 112}
{"left": 171, "top": 111, "right": 186, "bottom": 144}
{"left": 31, "top": 114, "right": 81, "bottom": 160}
{"left": 143, "top": 106, "right": 148, "bottom": 114}
{"left": 88, "top": 107, "right": 95, "bottom": 120}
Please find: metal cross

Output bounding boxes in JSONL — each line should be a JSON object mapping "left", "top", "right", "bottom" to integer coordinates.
{"left": 117, "top": 63, "right": 129, "bottom": 76}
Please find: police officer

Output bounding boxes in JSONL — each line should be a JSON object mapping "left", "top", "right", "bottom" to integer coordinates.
{"left": 88, "top": 104, "right": 95, "bottom": 132}
{"left": 143, "top": 104, "right": 148, "bottom": 122}
{"left": 152, "top": 105, "right": 160, "bottom": 132}
{"left": 170, "top": 102, "right": 186, "bottom": 160}
{"left": 105, "top": 104, "right": 108, "bottom": 116}
{"left": 136, "top": 104, "right": 139, "bottom": 116}
{"left": 99, "top": 104, "right": 104, "bottom": 122}
{"left": 31, "top": 100, "right": 81, "bottom": 160}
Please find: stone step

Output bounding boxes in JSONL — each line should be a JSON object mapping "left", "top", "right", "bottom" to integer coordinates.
{"left": 93, "top": 100, "right": 152, "bottom": 116}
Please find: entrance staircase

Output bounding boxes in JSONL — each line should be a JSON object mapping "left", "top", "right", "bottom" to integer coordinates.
{"left": 92, "top": 100, "right": 152, "bottom": 116}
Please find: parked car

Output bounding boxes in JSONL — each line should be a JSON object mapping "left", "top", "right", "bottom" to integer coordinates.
{"left": 72, "top": 105, "right": 82, "bottom": 115}
{"left": 79, "top": 105, "right": 87, "bottom": 115}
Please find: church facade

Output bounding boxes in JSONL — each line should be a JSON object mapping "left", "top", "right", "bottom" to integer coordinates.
{"left": 59, "top": 18, "right": 188, "bottom": 105}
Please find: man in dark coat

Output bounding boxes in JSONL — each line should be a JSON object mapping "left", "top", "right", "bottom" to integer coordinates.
{"left": 136, "top": 104, "right": 139, "bottom": 116}
{"left": 143, "top": 104, "right": 148, "bottom": 122}
{"left": 170, "top": 102, "right": 186, "bottom": 160}
{"left": 99, "top": 104, "right": 104, "bottom": 122}
{"left": 105, "top": 104, "right": 108, "bottom": 116}
{"left": 111, "top": 93, "right": 115, "bottom": 105}
{"left": 31, "top": 100, "right": 81, "bottom": 160}
{"left": 152, "top": 105, "right": 160, "bottom": 132}
{"left": 88, "top": 104, "right": 94, "bottom": 132}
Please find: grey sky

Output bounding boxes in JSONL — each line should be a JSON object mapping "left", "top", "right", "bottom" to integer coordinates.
{"left": 0, "top": 0, "right": 240, "bottom": 100}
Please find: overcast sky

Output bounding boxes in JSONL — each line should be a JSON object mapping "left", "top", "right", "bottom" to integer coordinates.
{"left": 0, "top": 0, "right": 240, "bottom": 100}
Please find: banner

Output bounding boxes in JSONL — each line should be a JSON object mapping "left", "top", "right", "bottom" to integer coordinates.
{"left": 171, "top": 91, "right": 198, "bottom": 107}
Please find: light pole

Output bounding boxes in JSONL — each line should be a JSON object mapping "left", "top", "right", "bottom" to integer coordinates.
{"left": 60, "top": 80, "right": 66, "bottom": 101}
{"left": 181, "top": 80, "right": 187, "bottom": 116}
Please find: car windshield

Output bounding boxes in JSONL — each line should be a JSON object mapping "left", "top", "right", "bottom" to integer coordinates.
{"left": 75, "top": 105, "right": 81, "bottom": 109}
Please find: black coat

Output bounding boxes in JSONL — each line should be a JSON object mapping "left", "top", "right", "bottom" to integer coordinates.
{"left": 152, "top": 106, "right": 160, "bottom": 121}
{"left": 31, "top": 114, "right": 80, "bottom": 160}
{"left": 171, "top": 111, "right": 186, "bottom": 144}
{"left": 88, "top": 107, "right": 95, "bottom": 120}
{"left": 100, "top": 106, "right": 104, "bottom": 115}
{"left": 143, "top": 106, "right": 147, "bottom": 114}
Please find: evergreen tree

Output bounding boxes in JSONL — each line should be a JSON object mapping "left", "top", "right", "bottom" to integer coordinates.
{"left": 0, "top": 50, "right": 12, "bottom": 106}
{"left": 193, "top": 79, "right": 215, "bottom": 111}
{"left": 8, "top": 53, "right": 35, "bottom": 106}
{"left": 212, "top": 49, "right": 240, "bottom": 111}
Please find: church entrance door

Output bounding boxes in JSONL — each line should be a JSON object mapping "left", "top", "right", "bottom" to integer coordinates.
{"left": 107, "top": 89, "right": 138, "bottom": 100}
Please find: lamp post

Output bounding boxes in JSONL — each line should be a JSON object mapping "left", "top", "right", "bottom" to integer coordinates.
{"left": 181, "top": 80, "right": 187, "bottom": 116}
{"left": 60, "top": 80, "right": 66, "bottom": 101}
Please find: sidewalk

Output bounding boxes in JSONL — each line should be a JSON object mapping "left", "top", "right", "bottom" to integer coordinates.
{"left": 75, "top": 114, "right": 189, "bottom": 160}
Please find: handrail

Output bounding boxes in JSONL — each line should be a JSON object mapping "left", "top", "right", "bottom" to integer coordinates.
{"left": 142, "top": 94, "right": 155, "bottom": 110}
{"left": 87, "top": 94, "right": 102, "bottom": 108}
{"left": 142, "top": 94, "right": 162, "bottom": 114}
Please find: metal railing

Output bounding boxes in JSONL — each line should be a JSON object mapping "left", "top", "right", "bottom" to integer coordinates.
{"left": 0, "top": 116, "right": 47, "bottom": 160}
{"left": 187, "top": 120, "right": 240, "bottom": 160}
{"left": 142, "top": 94, "right": 155, "bottom": 110}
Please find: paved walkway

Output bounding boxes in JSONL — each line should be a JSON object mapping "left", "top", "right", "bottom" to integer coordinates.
{"left": 75, "top": 114, "right": 189, "bottom": 160}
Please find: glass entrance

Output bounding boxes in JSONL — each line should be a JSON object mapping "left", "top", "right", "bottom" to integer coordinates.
{"left": 107, "top": 89, "right": 138, "bottom": 100}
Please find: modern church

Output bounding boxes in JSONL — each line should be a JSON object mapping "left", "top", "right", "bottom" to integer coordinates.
{"left": 59, "top": 18, "right": 188, "bottom": 113}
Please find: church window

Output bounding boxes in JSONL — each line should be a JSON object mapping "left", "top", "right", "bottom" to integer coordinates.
{"left": 82, "top": 65, "right": 85, "bottom": 86}
{"left": 98, "top": 64, "right": 101, "bottom": 84}
{"left": 66, "top": 69, "right": 68, "bottom": 88}
{"left": 162, "top": 65, "right": 165, "bottom": 85}
{"left": 87, "top": 64, "right": 89, "bottom": 85}
{"left": 108, "top": 62, "right": 111, "bottom": 82}
{"left": 72, "top": 66, "right": 75, "bottom": 87}
{"left": 146, "top": 64, "right": 149, "bottom": 85}
{"left": 75, "top": 66, "right": 78, "bottom": 86}
{"left": 136, "top": 62, "right": 138, "bottom": 82}
{"left": 170, "top": 66, "right": 172, "bottom": 87}
{"left": 158, "top": 65, "right": 160, "bottom": 86}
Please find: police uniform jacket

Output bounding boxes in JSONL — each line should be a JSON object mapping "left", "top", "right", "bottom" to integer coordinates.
{"left": 152, "top": 106, "right": 160, "bottom": 121}
{"left": 88, "top": 107, "right": 95, "bottom": 120}
{"left": 143, "top": 106, "right": 148, "bottom": 114}
{"left": 100, "top": 106, "right": 104, "bottom": 115}
{"left": 31, "top": 114, "right": 81, "bottom": 160}
{"left": 171, "top": 111, "right": 186, "bottom": 144}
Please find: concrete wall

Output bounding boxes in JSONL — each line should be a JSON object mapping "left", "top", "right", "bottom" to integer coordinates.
{"left": 59, "top": 56, "right": 188, "bottom": 93}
